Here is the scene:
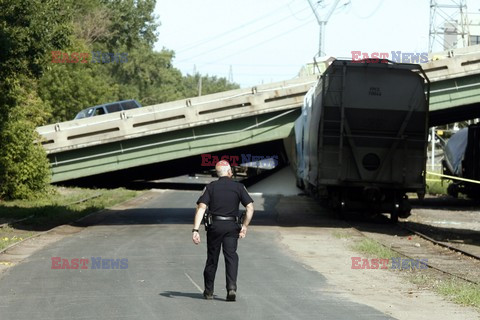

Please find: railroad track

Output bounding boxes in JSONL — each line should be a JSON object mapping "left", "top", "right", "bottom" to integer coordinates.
{"left": 343, "top": 216, "right": 480, "bottom": 286}
{"left": 399, "top": 222, "right": 480, "bottom": 261}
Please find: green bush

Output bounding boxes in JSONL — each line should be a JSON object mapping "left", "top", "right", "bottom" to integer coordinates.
{"left": 425, "top": 174, "right": 448, "bottom": 195}
{"left": 0, "top": 81, "right": 51, "bottom": 200}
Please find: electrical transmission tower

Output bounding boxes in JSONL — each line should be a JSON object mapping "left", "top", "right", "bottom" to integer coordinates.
{"left": 429, "top": 0, "right": 470, "bottom": 52}
{"left": 307, "top": 0, "right": 341, "bottom": 57}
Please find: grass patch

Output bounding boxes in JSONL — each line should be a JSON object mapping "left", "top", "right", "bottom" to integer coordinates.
{"left": 332, "top": 230, "right": 352, "bottom": 239}
{"left": 352, "top": 238, "right": 396, "bottom": 260}
{"left": 0, "top": 186, "right": 142, "bottom": 231}
{"left": 410, "top": 273, "right": 480, "bottom": 309}
{"left": 409, "top": 273, "right": 430, "bottom": 286}
{"left": 426, "top": 173, "right": 448, "bottom": 195}
{"left": 437, "top": 279, "right": 480, "bottom": 308}
{"left": 0, "top": 226, "right": 35, "bottom": 251}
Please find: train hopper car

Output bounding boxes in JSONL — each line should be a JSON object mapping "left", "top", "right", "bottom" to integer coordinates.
{"left": 294, "top": 59, "right": 430, "bottom": 222}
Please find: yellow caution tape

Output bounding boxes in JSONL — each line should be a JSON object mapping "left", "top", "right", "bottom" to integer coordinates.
{"left": 427, "top": 171, "right": 480, "bottom": 185}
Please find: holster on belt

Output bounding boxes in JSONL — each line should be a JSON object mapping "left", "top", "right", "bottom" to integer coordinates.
{"left": 203, "top": 210, "right": 212, "bottom": 231}
{"left": 237, "top": 212, "right": 245, "bottom": 229}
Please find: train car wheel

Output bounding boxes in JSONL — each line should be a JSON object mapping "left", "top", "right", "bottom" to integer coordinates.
{"left": 447, "top": 183, "right": 459, "bottom": 198}
{"left": 390, "top": 207, "right": 399, "bottom": 223}
{"left": 330, "top": 190, "right": 346, "bottom": 220}
{"left": 399, "top": 195, "right": 411, "bottom": 218}
{"left": 338, "top": 202, "right": 346, "bottom": 220}
{"left": 390, "top": 193, "right": 400, "bottom": 223}
{"left": 296, "top": 177, "right": 305, "bottom": 190}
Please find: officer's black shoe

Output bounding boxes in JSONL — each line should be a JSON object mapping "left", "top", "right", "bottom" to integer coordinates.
{"left": 226, "top": 289, "right": 236, "bottom": 301}
{"left": 203, "top": 290, "right": 213, "bottom": 300}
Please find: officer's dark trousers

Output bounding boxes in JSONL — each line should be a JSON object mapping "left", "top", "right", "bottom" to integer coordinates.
{"left": 204, "top": 220, "right": 240, "bottom": 293}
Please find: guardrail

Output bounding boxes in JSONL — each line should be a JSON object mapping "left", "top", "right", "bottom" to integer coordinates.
{"left": 422, "top": 45, "right": 480, "bottom": 81}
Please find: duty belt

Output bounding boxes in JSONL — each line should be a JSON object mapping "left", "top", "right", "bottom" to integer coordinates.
{"left": 211, "top": 215, "right": 237, "bottom": 221}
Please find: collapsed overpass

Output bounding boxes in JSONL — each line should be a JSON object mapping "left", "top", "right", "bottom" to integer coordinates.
{"left": 36, "top": 45, "right": 480, "bottom": 183}
{"left": 38, "top": 76, "right": 318, "bottom": 183}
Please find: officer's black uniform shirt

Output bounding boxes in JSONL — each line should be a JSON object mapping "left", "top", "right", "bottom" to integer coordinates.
{"left": 197, "top": 177, "right": 253, "bottom": 217}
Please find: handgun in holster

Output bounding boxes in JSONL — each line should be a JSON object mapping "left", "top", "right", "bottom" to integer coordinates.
{"left": 203, "top": 210, "right": 212, "bottom": 231}
{"left": 237, "top": 211, "right": 245, "bottom": 230}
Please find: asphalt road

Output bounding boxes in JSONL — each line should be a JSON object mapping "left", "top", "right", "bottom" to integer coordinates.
{"left": 0, "top": 190, "right": 393, "bottom": 320}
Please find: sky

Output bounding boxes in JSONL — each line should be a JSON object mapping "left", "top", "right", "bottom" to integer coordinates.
{"left": 154, "top": 0, "right": 480, "bottom": 88}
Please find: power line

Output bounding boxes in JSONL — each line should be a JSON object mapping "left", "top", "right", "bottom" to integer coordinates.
{"left": 177, "top": 6, "right": 311, "bottom": 63}
{"left": 179, "top": 62, "right": 307, "bottom": 67}
{"left": 351, "top": 0, "right": 384, "bottom": 19}
{"left": 198, "top": 17, "right": 315, "bottom": 68}
{"left": 175, "top": 1, "right": 306, "bottom": 54}
{"left": 288, "top": 1, "right": 314, "bottom": 21}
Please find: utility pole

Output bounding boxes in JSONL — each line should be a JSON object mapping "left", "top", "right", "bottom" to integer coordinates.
{"left": 198, "top": 76, "right": 202, "bottom": 97}
{"left": 194, "top": 64, "right": 202, "bottom": 96}
{"left": 228, "top": 65, "right": 234, "bottom": 83}
{"left": 307, "top": 0, "right": 341, "bottom": 57}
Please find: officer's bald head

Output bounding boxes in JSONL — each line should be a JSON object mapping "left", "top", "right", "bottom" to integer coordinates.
{"left": 215, "top": 160, "right": 232, "bottom": 177}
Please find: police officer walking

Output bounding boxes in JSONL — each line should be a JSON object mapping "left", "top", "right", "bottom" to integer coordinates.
{"left": 192, "top": 160, "right": 254, "bottom": 301}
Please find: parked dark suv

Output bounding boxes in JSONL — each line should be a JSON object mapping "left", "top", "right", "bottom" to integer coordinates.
{"left": 74, "top": 99, "right": 142, "bottom": 119}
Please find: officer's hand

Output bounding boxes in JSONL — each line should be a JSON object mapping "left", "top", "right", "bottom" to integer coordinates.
{"left": 239, "top": 226, "right": 247, "bottom": 239}
{"left": 192, "top": 231, "right": 201, "bottom": 244}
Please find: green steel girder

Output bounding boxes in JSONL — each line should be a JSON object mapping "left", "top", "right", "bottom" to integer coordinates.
{"left": 429, "top": 74, "right": 480, "bottom": 112}
{"left": 49, "top": 109, "right": 300, "bottom": 182}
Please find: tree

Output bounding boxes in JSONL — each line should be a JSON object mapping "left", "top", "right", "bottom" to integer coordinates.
{"left": 0, "top": 0, "right": 240, "bottom": 199}
{"left": 182, "top": 73, "right": 240, "bottom": 98}
{"left": 39, "top": 46, "right": 121, "bottom": 122}
{"left": 38, "top": 0, "right": 240, "bottom": 122}
{"left": 111, "top": 47, "right": 185, "bottom": 105}
{"left": 100, "top": 0, "right": 159, "bottom": 51}
{"left": 0, "top": 0, "right": 74, "bottom": 199}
